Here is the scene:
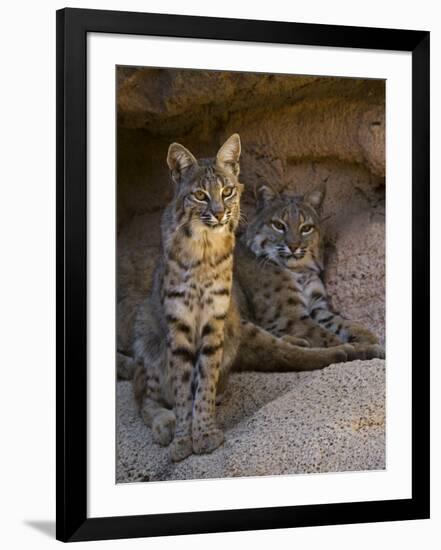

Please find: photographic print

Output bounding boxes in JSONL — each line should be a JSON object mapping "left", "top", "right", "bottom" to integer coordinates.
{"left": 57, "top": 8, "right": 429, "bottom": 541}
{"left": 116, "top": 67, "right": 386, "bottom": 483}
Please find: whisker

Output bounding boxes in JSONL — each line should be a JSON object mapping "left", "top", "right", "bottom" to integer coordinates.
{"left": 258, "top": 254, "right": 273, "bottom": 270}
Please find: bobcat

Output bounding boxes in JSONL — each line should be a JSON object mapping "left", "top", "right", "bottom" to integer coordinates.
{"left": 234, "top": 184, "right": 384, "bottom": 355}
{"left": 120, "top": 135, "right": 365, "bottom": 462}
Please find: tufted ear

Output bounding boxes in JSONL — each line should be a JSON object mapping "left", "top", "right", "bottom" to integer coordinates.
{"left": 257, "top": 185, "right": 277, "bottom": 210}
{"left": 167, "top": 142, "right": 197, "bottom": 183}
{"left": 216, "top": 133, "right": 241, "bottom": 176}
{"left": 304, "top": 183, "right": 326, "bottom": 211}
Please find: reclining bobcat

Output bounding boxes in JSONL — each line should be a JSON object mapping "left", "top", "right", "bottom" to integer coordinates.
{"left": 235, "top": 184, "right": 384, "bottom": 354}
{"left": 122, "top": 134, "right": 380, "bottom": 462}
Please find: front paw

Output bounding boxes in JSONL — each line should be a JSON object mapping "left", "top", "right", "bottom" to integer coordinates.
{"left": 193, "top": 429, "right": 225, "bottom": 455}
{"left": 339, "top": 343, "right": 358, "bottom": 361}
{"left": 151, "top": 410, "right": 176, "bottom": 447}
{"left": 329, "top": 346, "right": 350, "bottom": 363}
{"left": 349, "top": 327, "right": 379, "bottom": 345}
{"left": 170, "top": 435, "right": 193, "bottom": 462}
{"left": 363, "top": 344, "right": 385, "bottom": 360}
{"left": 347, "top": 343, "right": 385, "bottom": 360}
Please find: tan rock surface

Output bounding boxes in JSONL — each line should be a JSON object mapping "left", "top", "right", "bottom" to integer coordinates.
{"left": 116, "top": 360, "right": 385, "bottom": 482}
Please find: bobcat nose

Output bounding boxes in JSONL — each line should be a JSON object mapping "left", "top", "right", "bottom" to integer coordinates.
{"left": 213, "top": 210, "right": 225, "bottom": 222}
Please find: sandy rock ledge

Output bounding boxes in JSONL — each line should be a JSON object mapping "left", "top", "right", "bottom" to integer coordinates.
{"left": 116, "top": 359, "right": 385, "bottom": 483}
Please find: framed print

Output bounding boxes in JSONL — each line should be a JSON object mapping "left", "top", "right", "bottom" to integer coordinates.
{"left": 56, "top": 7, "right": 430, "bottom": 542}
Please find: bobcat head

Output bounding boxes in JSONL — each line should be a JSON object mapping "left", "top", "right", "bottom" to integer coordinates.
{"left": 166, "top": 134, "right": 243, "bottom": 232}
{"left": 244, "top": 184, "right": 326, "bottom": 271}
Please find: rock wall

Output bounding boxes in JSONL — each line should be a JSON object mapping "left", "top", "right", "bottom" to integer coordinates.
{"left": 117, "top": 67, "right": 385, "bottom": 342}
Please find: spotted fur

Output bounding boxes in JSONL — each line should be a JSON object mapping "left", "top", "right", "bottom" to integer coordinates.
{"left": 131, "top": 135, "right": 243, "bottom": 462}
{"left": 235, "top": 184, "right": 384, "bottom": 357}
{"left": 121, "top": 139, "right": 364, "bottom": 462}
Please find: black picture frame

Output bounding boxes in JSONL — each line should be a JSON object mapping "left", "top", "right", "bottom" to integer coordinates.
{"left": 56, "top": 7, "right": 430, "bottom": 542}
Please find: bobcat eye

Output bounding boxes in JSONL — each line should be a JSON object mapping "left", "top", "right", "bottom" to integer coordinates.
{"left": 194, "top": 189, "right": 207, "bottom": 201}
{"left": 222, "top": 186, "right": 234, "bottom": 198}
{"left": 271, "top": 220, "right": 285, "bottom": 232}
{"left": 300, "top": 224, "right": 314, "bottom": 235}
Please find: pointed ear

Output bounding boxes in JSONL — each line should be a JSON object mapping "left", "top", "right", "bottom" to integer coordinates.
{"left": 257, "top": 185, "right": 277, "bottom": 210}
{"left": 167, "top": 142, "right": 197, "bottom": 183}
{"left": 304, "top": 183, "right": 326, "bottom": 211}
{"left": 216, "top": 133, "right": 241, "bottom": 176}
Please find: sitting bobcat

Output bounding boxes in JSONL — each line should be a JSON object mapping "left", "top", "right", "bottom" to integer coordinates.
{"left": 122, "top": 135, "right": 365, "bottom": 462}
{"left": 234, "top": 184, "right": 384, "bottom": 354}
